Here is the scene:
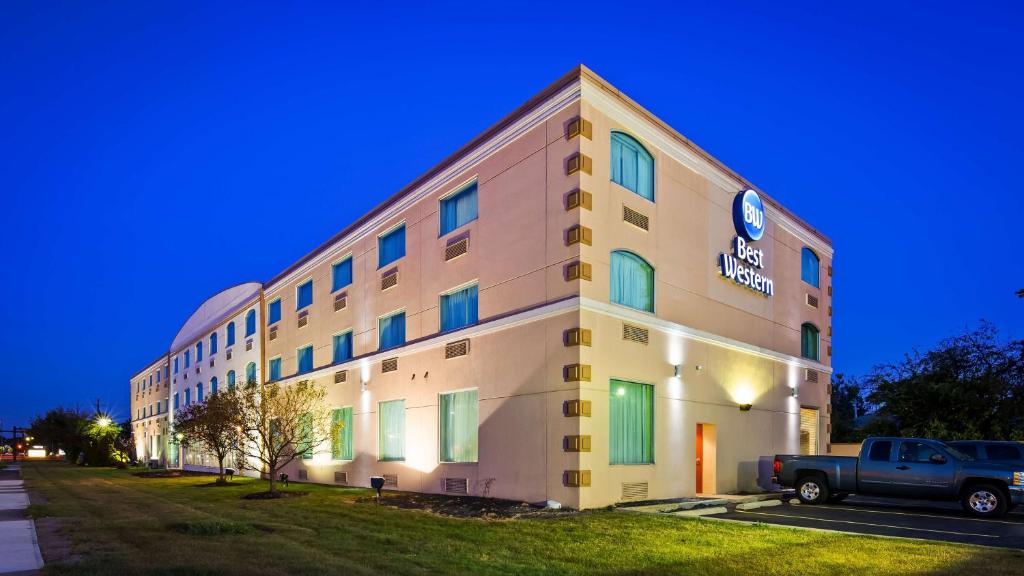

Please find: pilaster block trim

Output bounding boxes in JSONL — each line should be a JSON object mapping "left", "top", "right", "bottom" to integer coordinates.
{"left": 563, "top": 327, "right": 592, "bottom": 347}
{"left": 565, "top": 224, "right": 593, "bottom": 246}
{"left": 566, "top": 153, "right": 592, "bottom": 176}
{"left": 565, "top": 116, "right": 592, "bottom": 140}
{"left": 565, "top": 188, "right": 593, "bottom": 211}
{"left": 565, "top": 260, "right": 592, "bottom": 281}
{"left": 563, "top": 435, "right": 592, "bottom": 452}
{"left": 563, "top": 363, "right": 591, "bottom": 382}
{"left": 563, "top": 399, "right": 592, "bottom": 417}
{"left": 563, "top": 469, "right": 592, "bottom": 487}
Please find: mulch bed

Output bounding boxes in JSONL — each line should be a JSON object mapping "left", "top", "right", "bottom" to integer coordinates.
{"left": 242, "top": 491, "right": 309, "bottom": 500}
{"left": 357, "top": 492, "right": 583, "bottom": 519}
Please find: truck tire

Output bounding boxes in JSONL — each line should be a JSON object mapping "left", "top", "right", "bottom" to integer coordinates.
{"left": 795, "top": 475, "right": 830, "bottom": 505}
{"left": 961, "top": 484, "right": 1008, "bottom": 518}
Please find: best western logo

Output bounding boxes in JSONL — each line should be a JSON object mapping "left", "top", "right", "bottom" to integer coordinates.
{"left": 719, "top": 189, "right": 774, "bottom": 297}
{"left": 733, "top": 189, "right": 765, "bottom": 241}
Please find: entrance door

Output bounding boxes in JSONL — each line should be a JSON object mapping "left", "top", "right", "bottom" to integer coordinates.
{"left": 696, "top": 424, "right": 704, "bottom": 494}
{"left": 696, "top": 423, "right": 716, "bottom": 495}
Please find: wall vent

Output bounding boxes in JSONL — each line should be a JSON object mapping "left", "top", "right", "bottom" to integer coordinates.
{"left": 297, "top": 469, "right": 308, "bottom": 481}
{"left": 622, "top": 323, "right": 649, "bottom": 345}
{"left": 563, "top": 399, "right": 592, "bottom": 417}
{"left": 565, "top": 261, "right": 592, "bottom": 281}
{"left": 621, "top": 481, "right": 649, "bottom": 501}
{"left": 382, "top": 473, "right": 398, "bottom": 488}
{"left": 563, "top": 470, "right": 592, "bottom": 487}
{"left": 246, "top": 338, "right": 253, "bottom": 351}
{"left": 563, "top": 435, "right": 592, "bottom": 452}
{"left": 566, "top": 153, "right": 592, "bottom": 175}
{"left": 382, "top": 357, "right": 398, "bottom": 373}
{"left": 563, "top": 363, "right": 591, "bottom": 382}
{"left": 334, "top": 293, "right": 348, "bottom": 312}
{"left": 563, "top": 327, "right": 592, "bottom": 347}
{"left": 209, "top": 358, "right": 215, "bottom": 368}
{"left": 565, "top": 189, "right": 593, "bottom": 211}
{"left": 269, "top": 326, "right": 278, "bottom": 341}
{"left": 297, "top": 311, "right": 309, "bottom": 328}
{"left": 333, "top": 471, "right": 348, "bottom": 485}
{"left": 443, "top": 477, "right": 469, "bottom": 495}
{"left": 381, "top": 269, "right": 399, "bottom": 291}
{"left": 445, "top": 339, "right": 470, "bottom": 359}
{"left": 623, "top": 205, "right": 650, "bottom": 231}
{"left": 445, "top": 237, "right": 470, "bottom": 261}
{"left": 828, "top": 285, "right": 833, "bottom": 297}
{"left": 806, "top": 293, "right": 819, "bottom": 308}
{"left": 226, "top": 349, "right": 232, "bottom": 360}
{"left": 805, "top": 369, "right": 819, "bottom": 383}
{"left": 195, "top": 366, "right": 200, "bottom": 375}
{"left": 565, "top": 116, "right": 592, "bottom": 140}
{"left": 565, "top": 225, "right": 592, "bottom": 246}
{"left": 334, "top": 370, "right": 347, "bottom": 384}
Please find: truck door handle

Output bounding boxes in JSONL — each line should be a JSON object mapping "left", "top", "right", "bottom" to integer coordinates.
{"left": 896, "top": 465, "right": 910, "bottom": 470}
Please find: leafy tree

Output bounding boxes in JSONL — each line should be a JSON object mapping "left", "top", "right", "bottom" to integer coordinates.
{"left": 28, "top": 407, "right": 91, "bottom": 462}
{"left": 234, "top": 380, "right": 331, "bottom": 495}
{"left": 174, "top": 390, "right": 244, "bottom": 484}
{"left": 829, "top": 373, "right": 867, "bottom": 442}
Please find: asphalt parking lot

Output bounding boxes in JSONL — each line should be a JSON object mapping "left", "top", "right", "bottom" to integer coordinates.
{"left": 714, "top": 495, "right": 1024, "bottom": 548}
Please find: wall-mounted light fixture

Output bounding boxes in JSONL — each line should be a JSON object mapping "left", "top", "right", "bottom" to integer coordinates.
{"left": 739, "top": 403, "right": 753, "bottom": 412}
{"left": 791, "top": 387, "right": 799, "bottom": 398}
{"left": 673, "top": 364, "right": 682, "bottom": 378}
{"left": 695, "top": 364, "right": 704, "bottom": 371}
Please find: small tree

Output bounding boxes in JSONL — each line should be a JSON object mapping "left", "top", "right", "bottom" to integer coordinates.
{"left": 235, "top": 380, "right": 331, "bottom": 495}
{"left": 174, "top": 391, "right": 244, "bottom": 484}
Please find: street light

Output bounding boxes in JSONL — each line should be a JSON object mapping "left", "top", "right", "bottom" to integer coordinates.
{"left": 96, "top": 416, "right": 112, "bottom": 428}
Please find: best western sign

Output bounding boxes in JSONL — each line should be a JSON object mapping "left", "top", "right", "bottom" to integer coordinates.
{"left": 718, "top": 190, "right": 774, "bottom": 297}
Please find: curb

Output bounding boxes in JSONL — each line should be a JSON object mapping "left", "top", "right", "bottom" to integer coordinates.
{"left": 670, "top": 506, "right": 729, "bottom": 517}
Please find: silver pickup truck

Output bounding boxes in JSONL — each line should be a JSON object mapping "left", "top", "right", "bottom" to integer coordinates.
{"left": 772, "top": 437, "right": 1024, "bottom": 517}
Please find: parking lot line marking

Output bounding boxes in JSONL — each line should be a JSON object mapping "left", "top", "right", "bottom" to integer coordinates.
{"left": 824, "top": 505, "right": 1022, "bottom": 525}
{"left": 736, "top": 509, "right": 999, "bottom": 538}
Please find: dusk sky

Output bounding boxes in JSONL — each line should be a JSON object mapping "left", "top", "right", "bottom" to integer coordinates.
{"left": 1, "top": 1, "right": 1020, "bottom": 427}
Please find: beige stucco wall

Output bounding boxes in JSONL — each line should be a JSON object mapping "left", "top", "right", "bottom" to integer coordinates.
{"left": 130, "top": 356, "right": 169, "bottom": 465}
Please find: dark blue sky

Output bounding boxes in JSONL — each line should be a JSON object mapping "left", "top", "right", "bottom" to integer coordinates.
{"left": 2, "top": 1, "right": 1020, "bottom": 426}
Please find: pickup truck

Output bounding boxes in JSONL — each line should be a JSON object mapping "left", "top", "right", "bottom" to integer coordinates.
{"left": 772, "top": 437, "right": 1024, "bottom": 517}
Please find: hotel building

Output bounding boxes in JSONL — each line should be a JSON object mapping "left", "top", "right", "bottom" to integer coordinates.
{"left": 130, "top": 65, "right": 833, "bottom": 508}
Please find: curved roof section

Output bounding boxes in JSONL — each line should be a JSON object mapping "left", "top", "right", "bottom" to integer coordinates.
{"left": 170, "top": 282, "right": 261, "bottom": 352}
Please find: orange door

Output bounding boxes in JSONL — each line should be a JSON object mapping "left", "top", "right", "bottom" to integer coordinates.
{"left": 695, "top": 424, "right": 704, "bottom": 494}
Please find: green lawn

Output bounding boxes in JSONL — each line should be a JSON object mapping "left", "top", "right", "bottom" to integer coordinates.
{"left": 22, "top": 462, "right": 1024, "bottom": 575}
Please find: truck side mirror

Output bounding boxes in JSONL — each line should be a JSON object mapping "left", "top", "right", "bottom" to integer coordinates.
{"left": 929, "top": 453, "right": 947, "bottom": 464}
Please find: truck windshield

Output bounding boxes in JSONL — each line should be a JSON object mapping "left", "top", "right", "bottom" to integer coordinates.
{"left": 941, "top": 444, "right": 973, "bottom": 461}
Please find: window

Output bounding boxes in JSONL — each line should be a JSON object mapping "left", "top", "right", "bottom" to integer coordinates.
{"left": 157, "top": 400, "right": 161, "bottom": 414}
{"left": 610, "top": 251, "right": 654, "bottom": 312}
{"left": 245, "top": 362, "right": 257, "bottom": 385}
{"left": 378, "top": 224, "right": 406, "bottom": 268}
{"left": 210, "top": 332, "right": 218, "bottom": 355}
{"left": 379, "top": 311, "right": 406, "bottom": 350}
{"left": 440, "top": 181, "right": 479, "bottom": 236}
{"left": 986, "top": 444, "right": 1022, "bottom": 461}
{"left": 227, "top": 370, "right": 236, "bottom": 390}
{"left": 799, "top": 407, "right": 819, "bottom": 455}
{"left": 956, "top": 444, "right": 978, "bottom": 459}
{"left": 298, "top": 413, "right": 313, "bottom": 460}
{"left": 227, "top": 322, "right": 236, "bottom": 346}
{"left": 868, "top": 440, "right": 893, "bottom": 462}
{"left": 185, "top": 350, "right": 190, "bottom": 368}
{"left": 439, "top": 390, "right": 478, "bottom": 463}
{"left": 173, "top": 393, "right": 179, "bottom": 410}
{"left": 332, "top": 258, "right": 353, "bottom": 292}
{"left": 801, "top": 323, "right": 820, "bottom": 361}
{"left": 184, "top": 388, "right": 191, "bottom": 406}
{"left": 296, "top": 280, "right": 313, "bottom": 311}
{"left": 156, "top": 369, "right": 161, "bottom": 383}
{"left": 332, "top": 331, "right": 353, "bottom": 363}
{"left": 174, "top": 356, "right": 179, "bottom": 373}
{"left": 245, "top": 309, "right": 256, "bottom": 337}
{"left": 610, "top": 131, "right": 654, "bottom": 201}
{"left": 210, "top": 376, "right": 218, "bottom": 395}
{"left": 378, "top": 399, "right": 405, "bottom": 461}
{"left": 801, "top": 247, "right": 820, "bottom": 288}
{"left": 197, "top": 382, "right": 204, "bottom": 403}
{"left": 331, "top": 407, "right": 353, "bottom": 460}
{"left": 196, "top": 341, "right": 203, "bottom": 362}
{"left": 440, "top": 284, "right": 479, "bottom": 332}
{"left": 609, "top": 380, "right": 654, "bottom": 464}
{"left": 269, "top": 358, "right": 282, "bottom": 381}
{"left": 297, "top": 345, "right": 313, "bottom": 374}
{"left": 268, "top": 299, "right": 281, "bottom": 324}
{"left": 898, "top": 441, "right": 941, "bottom": 463}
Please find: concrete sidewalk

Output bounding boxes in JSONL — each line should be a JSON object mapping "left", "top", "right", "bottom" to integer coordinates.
{"left": 0, "top": 467, "right": 44, "bottom": 575}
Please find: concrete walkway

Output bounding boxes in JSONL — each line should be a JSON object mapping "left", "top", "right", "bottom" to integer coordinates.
{"left": 0, "top": 467, "right": 44, "bottom": 574}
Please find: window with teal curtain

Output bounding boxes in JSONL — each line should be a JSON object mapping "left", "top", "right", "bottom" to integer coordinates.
{"left": 801, "top": 247, "right": 820, "bottom": 287}
{"left": 333, "top": 332, "right": 353, "bottom": 363}
{"left": 440, "top": 182, "right": 478, "bottom": 236}
{"left": 226, "top": 322, "right": 235, "bottom": 346}
{"left": 609, "top": 379, "right": 654, "bottom": 465}
{"left": 379, "top": 311, "right": 406, "bottom": 350}
{"left": 378, "top": 224, "right": 406, "bottom": 268}
{"left": 298, "top": 412, "right": 313, "bottom": 460}
{"left": 296, "top": 280, "right": 313, "bottom": 310}
{"left": 173, "top": 393, "right": 179, "bottom": 410}
{"left": 197, "top": 382, "right": 204, "bottom": 403}
{"left": 801, "top": 323, "right": 819, "bottom": 360}
{"left": 227, "top": 370, "right": 236, "bottom": 390}
{"left": 245, "top": 309, "right": 256, "bottom": 337}
{"left": 440, "top": 284, "right": 478, "bottom": 332}
{"left": 245, "top": 362, "right": 257, "bottom": 385}
{"left": 269, "top": 358, "right": 281, "bottom": 381}
{"left": 297, "top": 345, "right": 313, "bottom": 374}
{"left": 610, "top": 131, "right": 654, "bottom": 201}
{"left": 440, "top": 390, "right": 478, "bottom": 463}
{"left": 331, "top": 407, "right": 353, "bottom": 460}
{"left": 210, "top": 332, "right": 218, "bottom": 355}
{"left": 378, "top": 399, "right": 405, "bottom": 461}
{"left": 185, "top": 350, "right": 190, "bottom": 368}
{"left": 268, "top": 299, "right": 281, "bottom": 324}
{"left": 610, "top": 250, "right": 655, "bottom": 312}
{"left": 332, "top": 258, "right": 353, "bottom": 292}
{"left": 210, "top": 377, "right": 218, "bottom": 395}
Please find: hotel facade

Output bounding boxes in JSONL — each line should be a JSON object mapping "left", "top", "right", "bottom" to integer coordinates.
{"left": 130, "top": 66, "right": 833, "bottom": 509}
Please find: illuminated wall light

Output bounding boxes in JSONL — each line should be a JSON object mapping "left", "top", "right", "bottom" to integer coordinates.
{"left": 673, "top": 364, "right": 682, "bottom": 378}
{"left": 739, "top": 404, "right": 753, "bottom": 412}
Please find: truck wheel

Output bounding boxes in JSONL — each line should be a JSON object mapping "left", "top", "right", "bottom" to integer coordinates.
{"left": 961, "top": 484, "right": 1008, "bottom": 518}
{"left": 795, "top": 476, "right": 830, "bottom": 505}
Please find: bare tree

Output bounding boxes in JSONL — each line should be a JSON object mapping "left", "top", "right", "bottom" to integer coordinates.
{"left": 234, "top": 380, "right": 331, "bottom": 495}
{"left": 174, "top": 391, "right": 243, "bottom": 484}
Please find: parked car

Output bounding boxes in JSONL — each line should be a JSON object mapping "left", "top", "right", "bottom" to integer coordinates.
{"left": 772, "top": 437, "right": 1024, "bottom": 517}
{"left": 946, "top": 440, "right": 1024, "bottom": 467}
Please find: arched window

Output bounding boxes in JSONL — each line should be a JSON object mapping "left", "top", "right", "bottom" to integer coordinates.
{"left": 801, "top": 323, "right": 820, "bottom": 361}
{"left": 245, "top": 310, "right": 256, "bottom": 337}
{"left": 610, "top": 131, "right": 654, "bottom": 201}
{"left": 227, "top": 370, "right": 236, "bottom": 390}
{"left": 210, "top": 331, "right": 218, "bottom": 355}
{"left": 210, "top": 377, "right": 218, "bottom": 395}
{"left": 801, "top": 247, "right": 820, "bottom": 288}
{"left": 245, "top": 362, "right": 257, "bottom": 385}
{"left": 196, "top": 341, "right": 203, "bottom": 362}
{"left": 610, "top": 250, "right": 655, "bottom": 312}
{"left": 227, "top": 322, "right": 236, "bottom": 346}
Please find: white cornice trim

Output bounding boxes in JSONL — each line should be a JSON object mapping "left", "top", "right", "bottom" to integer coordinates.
{"left": 265, "top": 82, "right": 583, "bottom": 297}
{"left": 580, "top": 78, "right": 833, "bottom": 259}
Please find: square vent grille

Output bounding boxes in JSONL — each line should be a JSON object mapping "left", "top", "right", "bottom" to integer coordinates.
{"left": 622, "top": 323, "right": 649, "bottom": 344}
{"left": 334, "top": 471, "right": 348, "bottom": 485}
{"left": 297, "top": 469, "right": 308, "bottom": 481}
{"left": 381, "top": 270, "right": 398, "bottom": 291}
{"left": 226, "top": 349, "right": 232, "bottom": 360}
{"left": 805, "top": 369, "right": 819, "bottom": 383}
{"left": 382, "top": 473, "right": 398, "bottom": 488}
{"left": 443, "top": 477, "right": 468, "bottom": 495}
{"left": 269, "top": 326, "right": 278, "bottom": 341}
{"left": 621, "top": 481, "right": 649, "bottom": 501}
{"left": 445, "top": 339, "right": 470, "bottom": 359}
{"left": 334, "top": 370, "right": 347, "bottom": 384}
{"left": 246, "top": 339, "right": 253, "bottom": 351}
{"left": 334, "top": 293, "right": 347, "bottom": 312}
{"left": 806, "top": 293, "right": 819, "bottom": 308}
{"left": 623, "top": 206, "right": 650, "bottom": 231}
{"left": 445, "top": 237, "right": 469, "bottom": 261}
{"left": 382, "top": 357, "right": 398, "bottom": 373}
{"left": 298, "top": 310, "right": 309, "bottom": 328}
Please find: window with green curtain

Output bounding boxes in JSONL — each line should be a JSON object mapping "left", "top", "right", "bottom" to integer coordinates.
{"left": 609, "top": 379, "right": 654, "bottom": 465}
{"left": 296, "top": 280, "right": 313, "bottom": 310}
{"left": 245, "top": 309, "right": 256, "bottom": 337}
{"left": 227, "top": 370, "right": 236, "bottom": 390}
{"left": 610, "top": 131, "right": 654, "bottom": 201}
{"left": 440, "top": 182, "right": 478, "bottom": 235}
{"left": 439, "top": 390, "right": 478, "bottom": 463}
{"left": 332, "top": 258, "right": 352, "bottom": 292}
{"left": 610, "top": 250, "right": 654, "bottom": 312}
{"left": 378, "top": 224, "right": 406, "bottom": 268}
{"left": 331, "top": 407, "right": 353, "bottom": 460}
{"left": 333, "top": 331, "right": 353, "bottom": 363}
{"left": 801, "top": 247, "right": 820, "bottom": 287}
{"left": 245, "top": 362, "right": 256, "bottom": 385}
{"left": 378, "top": 399, "right": 405, "bottom": 461}
{"left": 440, "top": 284, "right": 478, "bottom": 332}
{"left": 269, "top": 358, "right": 281, "bottom": 381}
{"left": 297, "top": 345, "right": 313, "bottom": 374}
{"left": 268, "top": 299, "right": 281, "bottom": 324}
{"left": 801, "top": 323, "right": 819, "bottom": 360}
{"left": 297, "top": 412, "right": 313, "bottom": 460}
{"left": 378, "top": 311, "right": 406, "bottom": 350}
{"left": 227, "top": 322, "right": 235, "bottom": 346}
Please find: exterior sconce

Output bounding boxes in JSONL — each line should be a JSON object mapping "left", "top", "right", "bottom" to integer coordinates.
{"left": 791, "top": 387, "right": 799, "bottom": 398}
{"left": 739, "top": 403, "right": 753, "bottom": 412}
{"left": 695, "top": 364, "right": 704, "bottom": 371}
{"left": 673, "top": 365, "right": 682, "bottom": 378}
{"left": 360, "top": 379, "right": 367, "bottom": 392}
